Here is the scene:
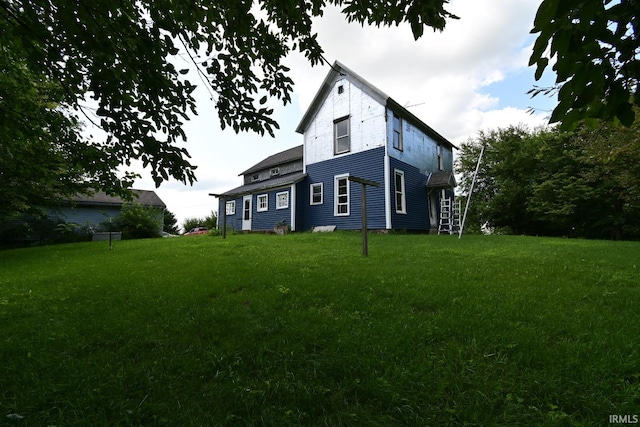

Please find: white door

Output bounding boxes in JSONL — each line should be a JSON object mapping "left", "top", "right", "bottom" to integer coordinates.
{"left": 242, "top": 195, "right": 252, "bottom": 231}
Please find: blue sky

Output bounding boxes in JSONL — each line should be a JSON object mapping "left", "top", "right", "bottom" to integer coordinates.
{"left": 127, "top": 0, "right": 557, "bottom": 229}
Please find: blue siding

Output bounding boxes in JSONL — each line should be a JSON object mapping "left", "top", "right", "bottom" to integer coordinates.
{"left": 51, "top": 206, "right": 121, "bottom": 228}
{"left": 251, "top": 188, "right": 292, "bottom": 231}
{"left": 219, "top": 197, "right": 244, "bottom": 232}
{"left": 218, "top": 184, "right": 304, "bottom": 232}
{"left": 303, "top": 147, "right": 386, "bottom": 231}
{"left": 386, "top": 109, "right": 454, "bottom": 173}
{"left": 389, "top": 158, "right": 430, "bottom": 230}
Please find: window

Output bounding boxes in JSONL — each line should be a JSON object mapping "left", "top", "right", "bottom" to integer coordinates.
{"left": 270, "top": 167, "right": 280, "bottom": 176}
{"left": 276, "top": 191, "right": 289, "bottom": 209}
{"left": 393, "top": 113, "right": 403, "bottom": 150}
{"left": 338, "top": 85, "right": 344, "bottom": 94}
{"left": 310, "top": 183, "right": 323, "bottom": 205}
{"left": 225, "top": 200, "right": 236, "bottom": 215}
{"left": 334, "top": 117, "right": 350, "bottom": 155}
{"left": 257, "top": 194, "right": 268, "bottom": 212}
{"left": 252, "top": 174, "right": 260, "bottom": 182}
{"left": 437, "top": 144, "right": 443, "bottom": 170}
{"left": 334, "top": 174, "right": 350, "bottom": 216}
{"left": 395, "top": 170, "right": 406, "bottom": 214}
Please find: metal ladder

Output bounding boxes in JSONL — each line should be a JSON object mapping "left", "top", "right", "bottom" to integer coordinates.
{"left": 438, "top": 197, "right": 453, "bottom": 235}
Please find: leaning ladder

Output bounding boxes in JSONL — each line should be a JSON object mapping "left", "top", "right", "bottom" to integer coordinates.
{"left": 438, "top": 197, "right": 453, "bottom": 235}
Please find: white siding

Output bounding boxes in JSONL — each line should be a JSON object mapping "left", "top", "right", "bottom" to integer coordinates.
{"left": 304, "top": 79, "right": 387, "bottom": 166}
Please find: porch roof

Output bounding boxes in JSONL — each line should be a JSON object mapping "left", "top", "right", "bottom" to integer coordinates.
{"left": 214, "top": 172, "right": 307, "bottom": 199}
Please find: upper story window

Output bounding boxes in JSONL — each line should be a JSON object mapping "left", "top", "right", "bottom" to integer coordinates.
{"left": 270, "top": 167, "right": 280, "bottom": 176}
{"left": 393, "top": 114, "right": 403, "bottom": 151}
{"left": 437, "top": 144, "right": 443, "bottom": 170}
{"left": 334, "top": 116, "right": 350, "bottom": 155}
{"left": 252, "top": 174, "right": 260, "bottom": 182}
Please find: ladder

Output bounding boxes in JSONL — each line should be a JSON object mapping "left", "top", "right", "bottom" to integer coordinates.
{"left": 438, "top": 197, "right": 453, "bottom": 235}
{"left": 438, "top": 197, "right": 461, "bottom": 235}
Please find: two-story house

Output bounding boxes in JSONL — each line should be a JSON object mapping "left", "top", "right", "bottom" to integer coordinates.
{"left": 216, "top": 61, "right": 456, "bottom": 233}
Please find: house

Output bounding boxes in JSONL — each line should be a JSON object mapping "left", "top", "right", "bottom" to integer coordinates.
{"left": 50, "top": 189, "right": 166, "bottom": 232}
{"left": 216, "top": 61, "right": 456, "bottom": 233}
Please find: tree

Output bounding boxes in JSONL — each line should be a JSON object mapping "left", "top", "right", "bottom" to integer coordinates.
{"left": 529, "top": 0, "right": 640, "bottom": 129}
{"left": 113, "top": 204, "right": 163, "bottom": 239}
{"left": 163, "top": 210, "right": 180, "bottom": 235}
{"left": 0, "top": 0, "right": 457, "bottom": 202}
{"left": 456, "top": 123, "right": 640, "bottom": 240}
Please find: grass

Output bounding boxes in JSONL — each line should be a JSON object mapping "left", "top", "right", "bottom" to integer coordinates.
{"left": 0, "top": 233, "right": 639, "bottom": 426}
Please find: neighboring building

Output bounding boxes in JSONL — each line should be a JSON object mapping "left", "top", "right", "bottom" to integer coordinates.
{"left": 50, "top": 190, "right": 166, "bottom": 232}
{"left": 217, "top": 61, "right": 456, "bottom": 233}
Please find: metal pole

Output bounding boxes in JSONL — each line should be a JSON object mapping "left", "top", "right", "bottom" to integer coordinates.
{"left": 361, "top": 182, "right": 368, "bottom": 256}
{"left": 221, "top": 197, "right": 227, "bottom": 239}
{"left": 459, "top": 144, "right": 485, "bottom": 239}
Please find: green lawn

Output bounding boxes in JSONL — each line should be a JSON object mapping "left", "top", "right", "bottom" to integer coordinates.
{"left": 1, "top": 233, "right": 638, "bottom": 426}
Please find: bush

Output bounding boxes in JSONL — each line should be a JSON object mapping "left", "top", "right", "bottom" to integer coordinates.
{"left": 111, "top": 204, "right": 162, "bottom": 239}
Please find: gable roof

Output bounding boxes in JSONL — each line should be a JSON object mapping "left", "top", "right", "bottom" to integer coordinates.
{"left": 72, "top": 190, "right": 166, "bottom": 208}
{"left": 240, "top": 145, "right": 303, "bottom": 176}
{"left": 295, "top": 61, "right": 456, "bottom": 149}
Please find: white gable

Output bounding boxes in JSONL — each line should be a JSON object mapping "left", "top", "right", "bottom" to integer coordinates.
{"left": 303, "top": 78, "right": 387, "bottom": 166}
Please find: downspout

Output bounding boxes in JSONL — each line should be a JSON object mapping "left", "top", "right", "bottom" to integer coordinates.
{"left": 290, "top": 184, "right": 296, "bottom": 231}
{"left": 384, "top": 107, "right": 392, "bottom": 229}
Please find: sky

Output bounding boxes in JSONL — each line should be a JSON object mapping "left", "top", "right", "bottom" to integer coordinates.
{"left": 129, "top": 0, "right": 557, "bottom": 231}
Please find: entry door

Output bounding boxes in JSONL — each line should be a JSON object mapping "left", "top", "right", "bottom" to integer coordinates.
{"left": 242, "top": 195, "right": 252, "bottom": 231}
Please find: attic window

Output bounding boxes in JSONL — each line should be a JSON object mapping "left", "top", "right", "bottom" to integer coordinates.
{"left": 252, "top": 174, "right": 259, "bottom": 182}
{"left": 338, "top": 85, "right": 344, "bottom": 94}
{"left": 270, "top": 167, "right": 280, "bottom": 176}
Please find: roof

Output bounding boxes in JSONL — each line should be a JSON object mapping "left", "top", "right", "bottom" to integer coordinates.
{"left": 426, "top": 171, "right": 457, "bottom": 189}
{"left": 240, "top": 145, "right": 303, "bottom": 176}
{"left": 71, "top": 190, "right": 166, "bottom": 208}
{"left": 216, "top": 172, "right": 307, "bottom": 199}
{"left": 295, "top": 61, "right": 456, "bottom": 149}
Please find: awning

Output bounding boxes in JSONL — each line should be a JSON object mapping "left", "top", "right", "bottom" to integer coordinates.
{"left": 426, "top": 171, "right": 457, "bottom": 189}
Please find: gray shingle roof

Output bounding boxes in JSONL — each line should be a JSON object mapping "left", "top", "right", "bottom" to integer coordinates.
{"left": 72, "top": 190, "right": 166, "bottom": 208}
{"left": 426, "top": 171, "right": 457, "bottom": 189}
{"left": 218, "top": 172, "right": 307, "bottom": 198}
{"left": 240, "top": 145, "right": 303, "bottom": 176}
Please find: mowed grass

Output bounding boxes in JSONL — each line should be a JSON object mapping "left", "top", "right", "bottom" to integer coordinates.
{"left": 0, "top": 233, "right": 638, "bottom": 426}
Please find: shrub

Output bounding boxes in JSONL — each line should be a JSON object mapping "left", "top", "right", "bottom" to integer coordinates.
{"left": 111, "top": 204, "right": 162, "bottom": 239}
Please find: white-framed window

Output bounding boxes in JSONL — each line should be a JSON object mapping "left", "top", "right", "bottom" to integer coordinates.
{"left": 276, "top": 191, "right": 289, "bottom": 209}
{"left": 257, "top": 194, "right": 268, "bottom": 212}
{"left": 252, "top": 174, "right": 260, "bottom": 182}
{"left": 393, "top": 113, "right": 403, "bottom": 151}
{"left": 270, "top": 167, "right": 280, "bottom": 176}
{"left": 225, "top": 200, "right": 236, "bottom": 215}
{"left": 334, "top": 116, "right": 350, "bottom": 155}
{"left": 310, "top": 183, "right": 323, "bottom": 205}
{"left": 394, "top": 169, "right": 406, "bottom": 214}
{"left": 334, "top": 174, "right": 350, "bottom": 216}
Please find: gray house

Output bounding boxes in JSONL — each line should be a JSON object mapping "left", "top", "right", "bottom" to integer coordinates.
{"left": 50, "top": 190, "right": 166, "bottom": 232}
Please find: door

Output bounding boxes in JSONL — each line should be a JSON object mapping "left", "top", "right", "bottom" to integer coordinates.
{"left": 242, "top": 195, "right": 252, "bottom": 231}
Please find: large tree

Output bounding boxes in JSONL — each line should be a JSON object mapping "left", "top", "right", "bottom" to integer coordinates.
{"left": 456, "top": 122, "right": 640, "bottom": 240}
{"left": 1, "top": 0, "right": 637, "bottom": 224}
{"left": 529, "top": 0, "right": 640, "bottom": 129}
